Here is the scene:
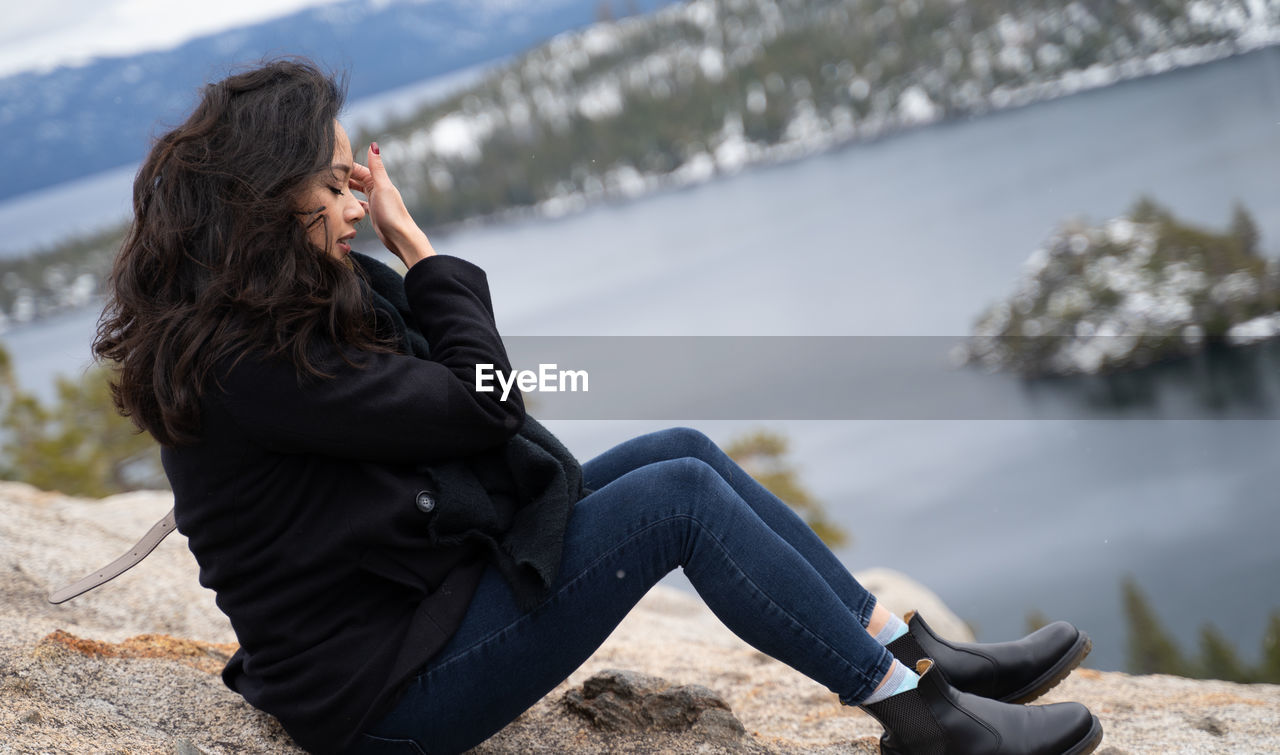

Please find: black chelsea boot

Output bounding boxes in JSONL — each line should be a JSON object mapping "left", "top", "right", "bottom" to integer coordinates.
{"left": 886, "top": 610, "right": 1092, "bottom": 704}
{"left": 861, "top": 659, "right": 1104, "bottom": 755}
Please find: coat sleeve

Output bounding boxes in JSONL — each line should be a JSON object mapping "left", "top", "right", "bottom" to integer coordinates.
{"left": 215, "top": 254, "right": 526, "bottom": 464}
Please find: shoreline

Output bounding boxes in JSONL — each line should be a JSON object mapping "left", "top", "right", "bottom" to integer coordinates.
{"left": 5, "top": 33, "right": 1278, "bottom": 264}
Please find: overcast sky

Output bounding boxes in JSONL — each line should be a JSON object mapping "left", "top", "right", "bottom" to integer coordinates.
{"left": 0, "top": 0, "right": 350, "bottom": 78}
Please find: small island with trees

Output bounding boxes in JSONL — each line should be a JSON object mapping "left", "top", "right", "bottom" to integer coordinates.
{"left": 960, "top": 198, "right": 1279, "bottom": 376}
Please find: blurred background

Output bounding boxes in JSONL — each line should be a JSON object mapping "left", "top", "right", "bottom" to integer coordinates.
{"left": 1, "top": 0, "right": 1279, "bottom": 682}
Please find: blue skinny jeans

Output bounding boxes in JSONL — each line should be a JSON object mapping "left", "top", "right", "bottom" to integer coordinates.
{"left": 349, "top": 427, "right": 894, "bottom": 754}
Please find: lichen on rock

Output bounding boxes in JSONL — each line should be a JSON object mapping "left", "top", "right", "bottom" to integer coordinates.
{"left": 35, "top": 629, "right": 237, "bottom": 674}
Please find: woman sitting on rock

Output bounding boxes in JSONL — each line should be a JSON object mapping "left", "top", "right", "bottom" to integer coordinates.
{"left": 94, "top": 58, "right": 1103, "bottom": 755}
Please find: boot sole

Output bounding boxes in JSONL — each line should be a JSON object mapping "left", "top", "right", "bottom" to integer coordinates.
{"left": 1000, "top": 631, "right": 1093, "bottom": 704}
{"left": 1062, "top": 714, "right": 1104, "bottom": 755}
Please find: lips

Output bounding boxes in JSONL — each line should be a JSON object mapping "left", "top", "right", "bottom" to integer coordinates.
{"left": 336, "top": 232, "right": 356, "bottom": 255}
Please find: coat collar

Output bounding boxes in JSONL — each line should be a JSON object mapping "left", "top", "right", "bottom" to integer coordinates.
{"left": 349, "top": 251, "right": 431, "bottom": 359}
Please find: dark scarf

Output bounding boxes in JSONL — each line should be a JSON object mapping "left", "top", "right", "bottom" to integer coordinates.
{"left": 351, "top": 252, "right": 588, "bottom": 610}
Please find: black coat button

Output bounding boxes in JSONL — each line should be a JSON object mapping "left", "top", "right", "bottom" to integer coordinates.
{"left": 415, "top": 490, "right": 436, "bottom": 514}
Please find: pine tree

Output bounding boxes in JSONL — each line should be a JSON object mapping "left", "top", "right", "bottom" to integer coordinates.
{"left": 0, "top": 344, "right": 165, "bottom": 496}
{"left": 1197, "top": 623, "right": 1251, "bottom": 682}
{"left": 1230, "top": 202, "right": 1261, "bottom": 257}
{"left": 724, "top": 428, "right": 849, "bottom": 548}
{"left": 1259, "top": 611, "right": 1280, "bottom": 684}
{"left": 1122, "top": 577, "right": 1191, "bottom": 677}
{"left": 1129, "top": 195, "right": 1169, "bottom": 225}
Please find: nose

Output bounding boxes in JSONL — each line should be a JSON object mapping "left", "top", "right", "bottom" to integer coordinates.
{"left": 345, "top": 192, "right": 365, "bottom": 223}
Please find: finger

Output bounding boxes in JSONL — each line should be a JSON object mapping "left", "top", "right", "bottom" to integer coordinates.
{"left": 366, "top": 142, "right": 389, "bottom": 185}
{"left": 350, "top": 162, "right": 372, "bottom": 186}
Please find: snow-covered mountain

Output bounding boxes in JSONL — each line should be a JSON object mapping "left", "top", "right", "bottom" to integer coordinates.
{"left": 0, "top": 0, "right": 677, "bottom": 201}
{"left": 368, "top": 0, "right": 1280, "bottom": 229}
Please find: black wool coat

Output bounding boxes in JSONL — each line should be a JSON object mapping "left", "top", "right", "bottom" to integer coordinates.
{"left": 162, "top": 253, "right": 588, "bottom": 754}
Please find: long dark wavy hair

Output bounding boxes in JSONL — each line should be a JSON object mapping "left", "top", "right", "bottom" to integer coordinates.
{"left": 94, "top": 58, "right": 391, "bottom": 447}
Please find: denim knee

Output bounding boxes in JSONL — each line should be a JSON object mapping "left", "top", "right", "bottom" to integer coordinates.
{"left": 608, "top": 455, "right": 730, "bottom": 524}
{"left": 649, "top": 426, "right": 721, "bottom": 461}
{"left": 652, "top": 455, "right": 723, "bottom": 499}
{"left": 638, "top": 457, "right": 750, "bottom": 555}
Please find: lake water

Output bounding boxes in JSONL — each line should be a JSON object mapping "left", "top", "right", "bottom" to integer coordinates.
{"left": 4, "top": 47, "right": 1280, "bottom": 672}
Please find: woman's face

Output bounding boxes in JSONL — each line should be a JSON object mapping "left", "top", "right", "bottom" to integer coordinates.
{"left": 298, "top": 121, "right": 364, "bottom": 259}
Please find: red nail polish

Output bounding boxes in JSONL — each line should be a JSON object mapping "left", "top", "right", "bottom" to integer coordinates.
{"left": 371, "top": 142, "right": 380, "bottom": 155}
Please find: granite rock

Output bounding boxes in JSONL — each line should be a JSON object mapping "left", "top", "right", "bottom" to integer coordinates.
{"left": 3, "top": 482, "right": 1278, "bottom": 754}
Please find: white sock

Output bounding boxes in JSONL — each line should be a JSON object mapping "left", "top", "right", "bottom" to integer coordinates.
{"left": 874, "top": 612, "right": 909, "bottom": 645}
{"left": 861, "top": 659, "right": 920, "bottom": 705}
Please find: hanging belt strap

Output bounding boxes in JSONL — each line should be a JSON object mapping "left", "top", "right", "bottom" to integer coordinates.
{"left": 47, "top": 508, "right": 177, "bottom": 604}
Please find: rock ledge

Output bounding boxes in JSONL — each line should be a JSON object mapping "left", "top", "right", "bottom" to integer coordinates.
{"left": 3, "top": 482, "right": 1279, "bottom": 753}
